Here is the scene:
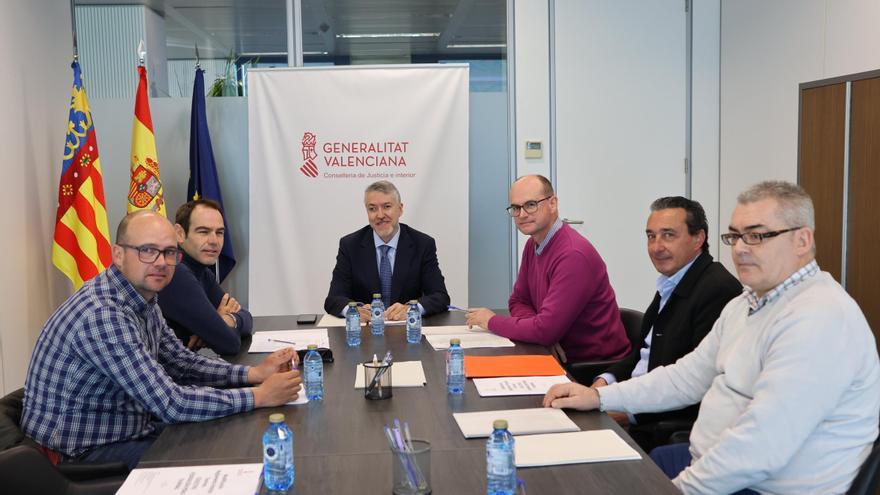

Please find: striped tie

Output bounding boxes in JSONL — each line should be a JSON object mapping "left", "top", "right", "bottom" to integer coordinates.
{"left": 379, "top": 244, "right": 392, "bottom": 307}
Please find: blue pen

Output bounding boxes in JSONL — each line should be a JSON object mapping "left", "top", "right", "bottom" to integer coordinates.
{"left": 448, "top": 305, "right": 468, "bottom": 312}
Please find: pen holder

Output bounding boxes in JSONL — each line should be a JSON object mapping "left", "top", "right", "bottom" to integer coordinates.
{"left": 363, "top": 361, "right": 393, "bottom": 400}
{"left": 390, "top": 439, "right": 431, "bottom": 495}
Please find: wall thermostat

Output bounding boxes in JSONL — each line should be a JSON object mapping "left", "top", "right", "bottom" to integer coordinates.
{"left": 525, "top": 140, "right": 543, "bottom": 159}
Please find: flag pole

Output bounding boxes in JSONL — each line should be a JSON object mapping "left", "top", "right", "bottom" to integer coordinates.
{"left": 137, "top": 39, "right": 146, "bottom": 66}
{"left": 70, "top": 0, "right": 78, "bottom": 61}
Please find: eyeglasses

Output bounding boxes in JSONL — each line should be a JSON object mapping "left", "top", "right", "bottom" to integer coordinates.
{"left": 720, "top": 227, "right": 803, "bottom": 246}
{"left": 506, "top": 196, "right": 552, "bottom": 217}
{"left": 118, "top": 244, "right": 183, "bottom": 265}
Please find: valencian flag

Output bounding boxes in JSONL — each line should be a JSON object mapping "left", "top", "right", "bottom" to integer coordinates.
{"left": 52, "top": 61, "right": 113, "bottom": 289}
{"left": 128, "top": 64, "right": 166, "bottom": 215}
{"left": 189, "top": 68, "right": 236, "bottom": 281}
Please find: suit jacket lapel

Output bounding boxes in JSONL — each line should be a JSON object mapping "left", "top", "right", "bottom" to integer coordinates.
{"left": 642, "top": 293, "right": 661, "bottom": 347}
{"left": 391, "top": 225, "right": 414, "bottom": 304}
{"left": 648, "top": 251, "right": 714, "bottom": 369}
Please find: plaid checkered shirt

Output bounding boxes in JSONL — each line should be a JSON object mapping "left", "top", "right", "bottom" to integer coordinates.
{"left": 744, "top": 259, "right": 819, "bottom": 315}
{"left": 22, "top": 265, "right": 254, "bottom": 457}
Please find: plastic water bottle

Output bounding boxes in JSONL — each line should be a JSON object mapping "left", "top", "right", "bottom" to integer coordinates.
{"left": 447, "top": 338, "right": 464, "bottom": 394}
{"left": 370, "top": 293, "right": 385, "bottom": 336}
{"left": 486, "top": 419, "right": 516, "bottom": 495}
{"left": 406, "top": 300, "right": 422, "bottom": 344}
{"left": 304, "top": 344, "right": 323, "bottom": 401}
{"left": 262, "top": 413, "right": 294, "bottom": 491}
{"left": 346, "top": 302, "right": 361, "bottom": 347}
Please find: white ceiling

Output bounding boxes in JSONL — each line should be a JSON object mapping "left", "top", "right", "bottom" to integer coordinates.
{"left": 75, "top": 0, "right": 506, "bottom": 61}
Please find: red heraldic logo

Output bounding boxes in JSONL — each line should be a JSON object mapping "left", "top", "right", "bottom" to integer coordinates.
{"left": 299, "top": 132, "right": 318, "bottom": 178}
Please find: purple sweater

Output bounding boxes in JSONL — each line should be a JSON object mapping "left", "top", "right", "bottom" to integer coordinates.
{"left": 489, "top": 223, "right": 631, "bottom": 362}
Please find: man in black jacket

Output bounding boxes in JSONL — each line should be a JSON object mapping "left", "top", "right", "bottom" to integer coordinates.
{"left": 324, "top": 181, "right": 450, "bottom": 321}
{"left": 594, "top": 197, "right": 741, "bottom": 450}
{"left": 158, "top": 199, "right": 253, "bottom": 354}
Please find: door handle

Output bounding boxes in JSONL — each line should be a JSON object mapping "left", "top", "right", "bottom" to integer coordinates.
{"left": 562, "top": 218, "right": 584, "bottom": 225}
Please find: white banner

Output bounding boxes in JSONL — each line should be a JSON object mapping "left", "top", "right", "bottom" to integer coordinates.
{"left": 248, "top": 65, "right": 469, "bottom": 316}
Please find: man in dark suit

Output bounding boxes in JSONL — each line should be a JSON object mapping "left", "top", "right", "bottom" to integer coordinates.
{"left": 594, "top": 196, "right": 741, "bottom": 450}
{"left": 324, "top": 180, "right": 450, "bottom": 320}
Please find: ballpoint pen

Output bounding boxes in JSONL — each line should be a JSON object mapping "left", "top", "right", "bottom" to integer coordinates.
{"left": 448, "top": 305, "right": 468, "bottom": 312}
{"left": 268, "top": 338, "right": 296, "bottom": 345}
{"left": 366, "top": 351, "right": 393, "bottom": 396}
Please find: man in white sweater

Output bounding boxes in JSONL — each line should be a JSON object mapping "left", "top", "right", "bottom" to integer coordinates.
{"left": 544, "top": 181, "right": 880, "bottom": 494}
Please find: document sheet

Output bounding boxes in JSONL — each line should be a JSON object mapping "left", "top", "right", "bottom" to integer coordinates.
{"left": 318, "top": 314, "right": 404, "bottom": 327}
{"left": 514, "top": 430, "right": 642, "bottom": 467}
{"left": 473, "top": 375, "right": 571, "bottom": 397}
{"left": 116, "top": 463, "right": 262, "bottom": 495}
{"left": 425, "top": 333, "right": 514, "bottom": 350}
{"left": 421, "top": 325, "right": 489, "bottom": 335}
{"left": 452, "top": 408, "right": 579, "bottom": 438}
{"left": 354, "top": 361, "right": 427, "bottom": 388}
{"left": 248, "top": 329, "right": 330, "bottom": 353}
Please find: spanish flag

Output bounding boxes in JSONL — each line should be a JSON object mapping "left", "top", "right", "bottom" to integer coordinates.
{"left": 52, "top": 61, "right": 112, "bottom": 289}
{"left": 127, "top": 64, "right": 166, "bottom": 216}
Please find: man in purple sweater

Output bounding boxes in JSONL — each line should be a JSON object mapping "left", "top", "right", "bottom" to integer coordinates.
{"left": 467, "top": 175, "right": 631, "bottom": 362}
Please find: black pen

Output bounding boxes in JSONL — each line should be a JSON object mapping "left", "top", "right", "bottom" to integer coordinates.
{"left": 268, "top": 338, "right": 296, "bottom": 345}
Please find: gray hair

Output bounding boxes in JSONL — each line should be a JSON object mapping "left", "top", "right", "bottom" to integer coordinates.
{"left": 364, "top": 180, "right": 401, "bottom": 203}
{"left": 737, "top": 181, "right": 815, "bottom": 230}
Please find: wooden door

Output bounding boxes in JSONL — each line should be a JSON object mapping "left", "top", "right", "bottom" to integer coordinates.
{"left": 847, "top": 76, "right": 880, "bottom": 352}
{"left": 798, "top": 83, "right": 846, "bottom": 281}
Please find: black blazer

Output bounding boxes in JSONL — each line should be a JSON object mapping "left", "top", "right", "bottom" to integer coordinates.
{"left": 606, "top": 251, "right": 741, "bottom": 424}
{"left": 323, "top": 223, "right": 451, "bottom": 316}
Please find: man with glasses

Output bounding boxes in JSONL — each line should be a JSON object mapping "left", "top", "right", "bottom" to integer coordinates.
{"left": 23, "top": 211, "right": 303, "bottom": 469}
{"left": 467, "top": 175, "right": 631, "bottom": 361}
{"left": 158, "top": 199, "right": 253, "bottom": 354}
{"left": 324, "top": 180, "right": 450, "bottom": 321}
{"left": 543, "top": 181, "right": 879, "bottom": 494}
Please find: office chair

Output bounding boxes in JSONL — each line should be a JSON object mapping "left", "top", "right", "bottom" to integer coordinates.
{"left": 0, "top": 388, "right": 129, "bottom": 495}
{"left": 566, "top": 307, "right": 644, "bottom": 385}
{"left": 846, "top": 427, "right": 880, "bottom": 495}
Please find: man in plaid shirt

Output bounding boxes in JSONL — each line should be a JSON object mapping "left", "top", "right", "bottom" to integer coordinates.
{"left": 22, "top": 211, "right": 302, "bottom": 469}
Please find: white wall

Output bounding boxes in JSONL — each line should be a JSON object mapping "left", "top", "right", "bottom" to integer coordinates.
{"left": 718, "top": 0, "right": 880, "bottom": 271}
{"left": 0, "top": 1, "right": 74, "bottom": 394}
{"left": 691, "top": 0, "right": 722, "bottom": 260}
{"left": 552, "top": 0, "right": 688, "bottom": 310}
{"left": 513, "top": 0, "right": 552, "bottom": 262}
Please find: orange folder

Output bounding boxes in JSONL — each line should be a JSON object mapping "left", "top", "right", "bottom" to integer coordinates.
{"left": 464, "top": 355, "right": 566, "bottom": 378}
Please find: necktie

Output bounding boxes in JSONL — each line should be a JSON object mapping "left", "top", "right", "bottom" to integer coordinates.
{"left": 379, "top": 245, "right": 392, "bottom": 307}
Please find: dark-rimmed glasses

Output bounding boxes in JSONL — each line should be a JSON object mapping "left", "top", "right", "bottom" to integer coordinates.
{"left": 506, "top": 196, "right": 553, "bottom": 217}
{"left": 720, "top": 227, "right": 803, "bottom": 246}
{"left": 118, "top": 244, "right": 183, "bottom": 265}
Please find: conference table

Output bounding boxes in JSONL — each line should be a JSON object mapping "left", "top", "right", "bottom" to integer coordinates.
{"left": 139, "top": 312, "right": 678, "bottom": 494}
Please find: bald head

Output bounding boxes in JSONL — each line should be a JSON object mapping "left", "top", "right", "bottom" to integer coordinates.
{"left": 116, "top": 210, "right": 174, "bottom": 244}
{"left": 512, "top": 175, "right": 554, "bottom": 197}
{"left": 112, "top": 211, "right": 178, "bottom": 300}
{"left": 508, "top": 174, "right": 559, "bottom": 245}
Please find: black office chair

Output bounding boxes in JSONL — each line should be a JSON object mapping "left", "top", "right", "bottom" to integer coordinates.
{"left": 567, "top": 307, "right": 644, "bottom": 385}
{"left": 0, "top": 388, "right": 129, "bottom": 495}
{"left": 846, "top": 429, "right": 880, "bottom": 495}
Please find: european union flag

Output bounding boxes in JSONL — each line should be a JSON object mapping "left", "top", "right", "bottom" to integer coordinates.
{"left": 189, "top": 68, "right": 236, "bottom": 281}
